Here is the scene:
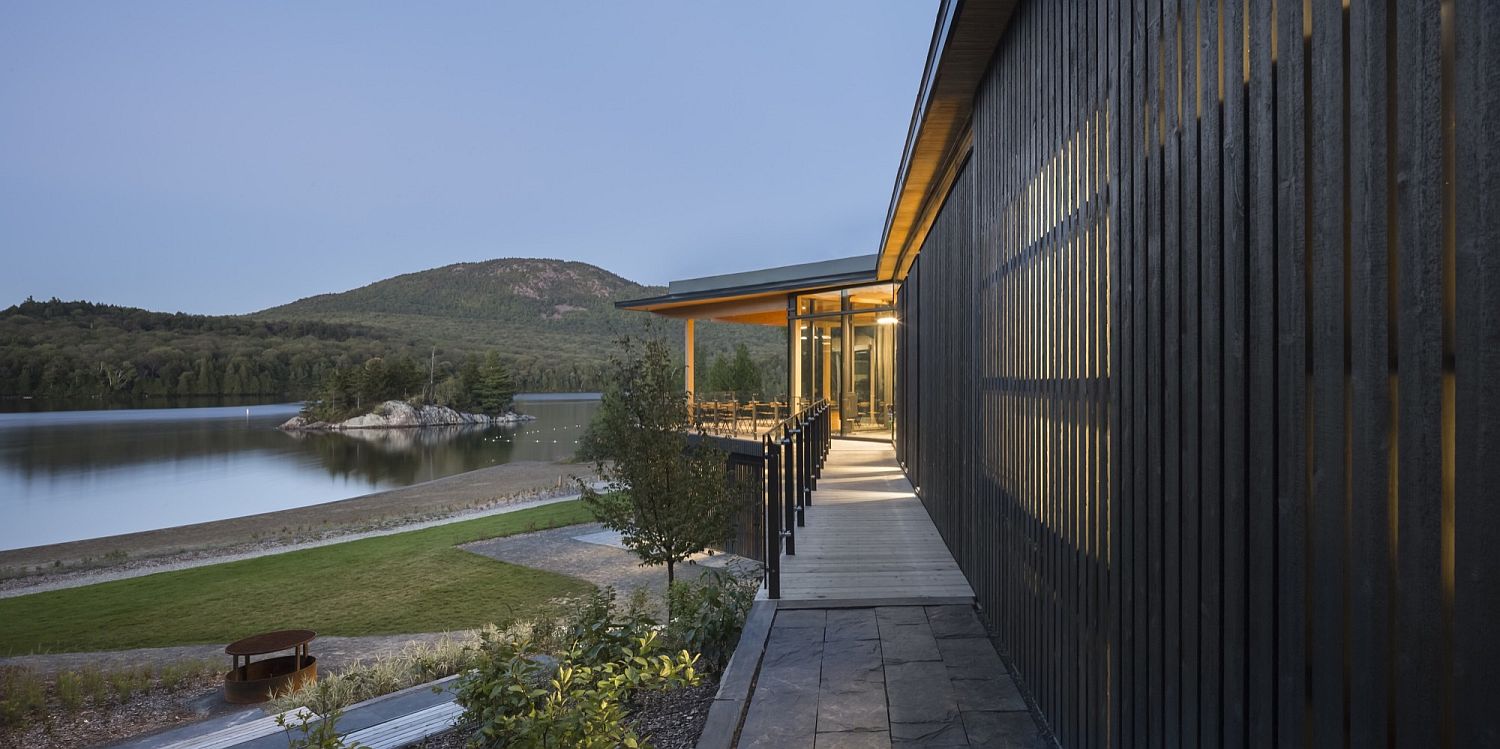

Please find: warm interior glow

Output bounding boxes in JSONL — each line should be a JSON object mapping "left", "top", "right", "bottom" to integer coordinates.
{"left": 876, "top": 315, "right": 900, "bottom": 325}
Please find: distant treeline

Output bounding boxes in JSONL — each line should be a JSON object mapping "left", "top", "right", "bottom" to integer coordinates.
{"left": 0, "top": 298, "right": 611, "bottom": 399}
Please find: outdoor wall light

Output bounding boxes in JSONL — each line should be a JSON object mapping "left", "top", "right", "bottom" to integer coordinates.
{"left": 877, "top": 315, "right": 900, "bottom": 325}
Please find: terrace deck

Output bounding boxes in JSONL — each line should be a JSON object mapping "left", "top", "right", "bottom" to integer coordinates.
{"left": 777, "top": 439, "right": 975, "bottom": 607}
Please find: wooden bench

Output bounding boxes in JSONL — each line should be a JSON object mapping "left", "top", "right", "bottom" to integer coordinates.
{"left": 341, "top": 700, "right": 465, "bottom": 749}
{"left": 158, "top": 707, "right": 317, "bottom": 749}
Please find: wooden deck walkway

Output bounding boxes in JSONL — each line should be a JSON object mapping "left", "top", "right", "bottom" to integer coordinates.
{"left": 777, "top": 439, "right": 975, "bottom": 607}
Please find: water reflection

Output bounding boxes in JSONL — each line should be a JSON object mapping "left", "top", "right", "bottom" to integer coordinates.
{"left": 0, "top": 397, "right": 599, "bottom": 550}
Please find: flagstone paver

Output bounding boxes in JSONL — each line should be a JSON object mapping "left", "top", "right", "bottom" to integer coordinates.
{"left": 735, "top": 605, "right": 1050, "bottom": 749}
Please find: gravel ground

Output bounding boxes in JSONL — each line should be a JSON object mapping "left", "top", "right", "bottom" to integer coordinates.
{"left": 0, "top": 670, "right": 224, "bottom": 749}
{"left": 461, "top": 523, "right": 756, "bottom": 608}
{"left": 411, "top": 722, "right": 475, "bottom": 748}
{"left": 629, "top": 675, "right": 720, "bottom": 749}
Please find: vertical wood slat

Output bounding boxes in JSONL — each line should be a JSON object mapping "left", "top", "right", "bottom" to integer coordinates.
{"left": 1346, "top": 1, "right": 1392, "bottom": 746}
{"left": 1144, "top": 0, "right": 1165, "bottom": 743}
{"left": 1108, "top": 0, "right": 1127, "bottom": 742}
{"left": 1453, "top": 2, "right": 1500, "bottom": 747}
{"left": 1244, "top": 5, "right": 1275, "bottom": 745}
{"left": 1273, "top": 0, "right": 1309, "bottom": 746}
{"left": 1394, "top": 2, "right": 1445, "bottom": 746}
{"left": 1161, "top": 3, "right": 1182, "bottom": 745}
{"left": 1308, "top": 1, "right": 1346, "bottom": 746}
{"left": 1178, "top": 1, "right": 1201, "bottom": 745}
{"left": 1197, "top": 0, "right": 1223, "bottom": 742}
{"left": 1220, "top": 0, "right": 1247, "bottom": 745}
{"left": 1132, "top": 0, "right": 1149, "bottom": 742}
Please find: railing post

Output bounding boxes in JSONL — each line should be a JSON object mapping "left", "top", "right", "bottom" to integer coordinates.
{"left": 809, "top": 406, "right": 821, "bottom": 486}
{"left": 763, "top": 437, "right": 780, "bottom": 599}
{"left": 789, "top": 424, "right": 806, "bottom": 528}
{"left": 798, "top": 415, "right": 811, "bottom": 511}
{"left": 781, "top": 429, "right": 799, "bottom": 543}
{"left": 821, "top": 403, "right": 830, "bottom": 461}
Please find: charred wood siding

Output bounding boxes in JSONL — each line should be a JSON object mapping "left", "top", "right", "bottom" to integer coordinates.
{"left": 893, "top": 0, "right": 1499, "bottom": 745}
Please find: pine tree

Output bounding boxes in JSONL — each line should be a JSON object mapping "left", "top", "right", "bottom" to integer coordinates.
{"left": 470, "top": 352, "right": 515, "bottom": 415}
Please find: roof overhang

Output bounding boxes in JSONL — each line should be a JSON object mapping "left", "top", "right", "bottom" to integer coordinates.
{"left": 617, "top": 254, "right": 878, "bottom": 325}
{"left": 877, "top": 0, "right": 1018, "bottom": 281}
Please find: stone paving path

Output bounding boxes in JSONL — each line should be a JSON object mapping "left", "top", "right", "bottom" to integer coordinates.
{"left": 738, "top": 605, "right": 1049, "bottom": 749}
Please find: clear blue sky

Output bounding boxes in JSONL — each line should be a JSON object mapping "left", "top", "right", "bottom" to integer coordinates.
{"left": 0, "top": 2, "right": 936, "bottom": 315}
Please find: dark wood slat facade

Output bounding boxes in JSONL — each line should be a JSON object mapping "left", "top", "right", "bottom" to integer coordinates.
{"left": 892, "top": 0, "right": 1497, "bottom": 745}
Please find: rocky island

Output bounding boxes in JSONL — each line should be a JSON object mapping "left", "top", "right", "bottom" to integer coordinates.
{"left": 279, "top": 399, "right": 535, "bottom": 431}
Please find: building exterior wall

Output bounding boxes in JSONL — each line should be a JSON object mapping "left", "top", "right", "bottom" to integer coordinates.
{"left": 894, "top": 1, "right": 1500, "bottom": 746}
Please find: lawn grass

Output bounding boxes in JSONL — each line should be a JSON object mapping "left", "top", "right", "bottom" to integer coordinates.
{"left": 0, "top": 501, "right": 598, "bottom": 655}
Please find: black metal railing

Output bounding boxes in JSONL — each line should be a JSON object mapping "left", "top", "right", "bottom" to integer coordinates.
{"left": 758, "top": 398, "right": 831, "bottom": 599}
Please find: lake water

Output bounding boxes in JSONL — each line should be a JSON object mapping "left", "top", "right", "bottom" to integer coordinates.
{"left": 0, "top": 395, "right": 600, "bottom": 551}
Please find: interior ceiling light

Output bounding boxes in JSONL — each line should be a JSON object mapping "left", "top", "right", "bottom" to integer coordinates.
{"left": 877, "top": 316, "right": 900, "bottom": 325}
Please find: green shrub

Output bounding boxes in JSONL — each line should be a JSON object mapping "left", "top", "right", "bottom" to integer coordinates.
{"left": 563, "top": 588, "right": 658, "bottom": 668}
{"left": 665, "top": 569, "right": 758, "bottom": 671}
{"left": 456, "top": 626, "right": 697, "bottom": 749}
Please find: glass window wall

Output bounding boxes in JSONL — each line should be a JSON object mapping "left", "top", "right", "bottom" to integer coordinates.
{"left": 788, "top": 283, "right": 898, "bottom": 440}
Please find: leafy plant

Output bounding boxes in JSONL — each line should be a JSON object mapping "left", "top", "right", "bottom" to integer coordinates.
{"left": 456, "top": 626, "right": 698, "bottom": 749}
{"left": 665, "top": 570, "right": 758, "bottom": 671}
{"left": 578, "top": 337, "right": 743, "bottom": 584}
{"left": 562, "top": 588, "right": 659, "bottom": 668}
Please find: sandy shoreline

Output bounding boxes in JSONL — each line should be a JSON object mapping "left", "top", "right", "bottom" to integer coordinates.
{"left": 0, "top": 459, "right": 599, "bottom": 597}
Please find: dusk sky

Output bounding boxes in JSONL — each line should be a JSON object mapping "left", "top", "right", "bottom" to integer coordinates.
{"left": 0, "top": 2, "right": 937, "bottom": 315}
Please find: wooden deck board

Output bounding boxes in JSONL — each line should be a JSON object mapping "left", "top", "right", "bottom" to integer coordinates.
{"left": 158, "top": 708, "right": 317, "bottom": 749}
{"left": 778, "top": 440, "right": 975, "bottom": 605}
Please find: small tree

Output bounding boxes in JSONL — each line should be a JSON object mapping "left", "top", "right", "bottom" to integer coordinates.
{"left": 579, "top": 337, "right": 738, "bottom": 585}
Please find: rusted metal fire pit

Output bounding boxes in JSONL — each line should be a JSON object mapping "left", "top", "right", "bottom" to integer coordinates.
{"left": 223, "top": 629, "right": 317, "bottom": 704}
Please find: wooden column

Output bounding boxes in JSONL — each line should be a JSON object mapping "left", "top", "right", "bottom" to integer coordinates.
{"left": 684, "top": 318, "right": 695, "bottom": 401}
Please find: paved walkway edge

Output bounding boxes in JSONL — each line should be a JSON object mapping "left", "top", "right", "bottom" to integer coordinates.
{"left": 696, "top": 598, "right": 776, "bottom": 749}
{"left": 775, "top": 595, "right": 974, "bottom": 610}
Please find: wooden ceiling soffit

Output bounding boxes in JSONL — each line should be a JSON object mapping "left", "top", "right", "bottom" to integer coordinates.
{"left": 641, "top": 293, "right": 788, "bottom": 324}
{"left": 878, "top": 0, "right": 1017, "bottom": 281}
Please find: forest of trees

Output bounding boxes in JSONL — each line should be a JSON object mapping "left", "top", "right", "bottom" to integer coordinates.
{"left": 0, "top": 298, "right": 594, "bottom": 400}
{"left": 0, "top": 297, "right": 782, "bottom": 402}
{"left": 703, "top": 343, "right": 767, "bottom": 397}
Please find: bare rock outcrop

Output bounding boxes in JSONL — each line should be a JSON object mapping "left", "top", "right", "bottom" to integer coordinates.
{"left": 279, "top": 400, "right": 535, "bottom": 431}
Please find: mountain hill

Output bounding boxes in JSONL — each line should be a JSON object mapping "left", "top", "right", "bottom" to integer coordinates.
{"left": 256, "top": 258, "right": 783, "bottom": 391}
{"left": 0, "top": 259, "right": 784, "bottom": 399}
